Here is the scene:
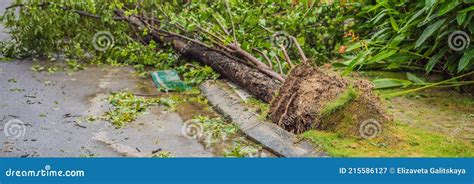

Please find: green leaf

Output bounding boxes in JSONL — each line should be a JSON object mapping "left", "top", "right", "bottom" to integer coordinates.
{"left": 463, "top": 11, "right": 474, "bottom": 28}
{"left": 459, "top": 5, "right": 474, "bottom": 13}
{"left": 388, "top": 54, "right": 419, "bottom": 63}
{"left": 406, "top": 73, "right": 425, "bottom": 84}
{"left": 415, "top": 18, "right": 446, "bottom": 48}
{"left": 390, "top": 16, "right": 399, "bottom": 31}
{"left": 418, "top": 13, "right": 438, "bottom": 27}
{"left": 438, "top": 0, "right": 461, "bottom": 16}
{"left": 400, "top": 8, "right": 427, "bottom": 32}
{"left": 457, "top": 12, "right": 467, "bottom": 25}
{"left": 425, "top": 0, "right": 436, "bottom": 8}
{"left": 388, "top": 34, "right": 405, "bottom": 47}
{"left": 458, "top": 48, "right": 474, "bottom": 72}
{"left": 373, "top": 78, "right": 413, "bottom": 89}
{"left": 342, "top": 50, "right": 367, "bottom": 76}
{"left": 425, "top": 47, "right": 448, "bottom": 73}
{"left": 297, "top": 36, "right": 305, "bottom": 46}
{"left": 369, "top": 50, "right": 397, "bottom": 63}
{"left": 370, "top": 10, "right": 387, "bottom": 23}
{"left": 345, "top": 42, "right": 362, "bottom": 52}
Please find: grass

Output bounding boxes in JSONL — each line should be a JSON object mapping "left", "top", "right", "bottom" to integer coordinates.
{"left": 245, "top": 97, "right": 270, "bottom": 120}
{"left": 302, "top": 122, "right": 474, "bottom": 157}
{"left": 320, "top": 85, "right": 358, "bottom": 119}
{"left": 383, "top": 89, "right": 474, "bottom": 107}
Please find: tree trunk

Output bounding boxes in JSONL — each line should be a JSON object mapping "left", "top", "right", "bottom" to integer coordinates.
{"left": 169, "top": 38, "right": 280, "bottom": 103}
{"left": 119, "top": 13, "right": 280, "bottom": 103}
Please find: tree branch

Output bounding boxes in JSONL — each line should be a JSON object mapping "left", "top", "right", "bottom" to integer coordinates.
{"left": 290, "top": 36, "right": 308, "bottom": 64}
{"left": 228, "top": 43, "right": 285, "bottom": 82}
{"left": 275, "top": 56, "right": 284, "bottom": 76}
{"left": 279, "top": 44, "right": 294, "bottom": 69}
{"left": 253, "top": 49, "right": 273, "bottom": 69}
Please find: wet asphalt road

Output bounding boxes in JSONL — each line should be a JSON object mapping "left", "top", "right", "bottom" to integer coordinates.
{"left": 0, "top": 1, "right": 212, "bottom": 157}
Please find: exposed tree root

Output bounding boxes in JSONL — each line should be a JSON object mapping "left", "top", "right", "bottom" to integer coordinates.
{"left": 268, "top": 64, "right": 391, "bottom": 136}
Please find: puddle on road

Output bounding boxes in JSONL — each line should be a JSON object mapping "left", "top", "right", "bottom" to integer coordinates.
{"left": 142, "top": 92, "right": 274, "bottom": 157}
{"left": 176, "top": 101, "right": 217, "bottom": 121}
{"left": 81, "top": 65, "right": 273, "bottom": 157}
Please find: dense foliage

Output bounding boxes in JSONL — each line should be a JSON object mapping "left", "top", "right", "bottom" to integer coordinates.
{"left": 0, "top": 0, "right": 472, "bottom": 86}
{"left": 162, "top": 1, "right": 355, "bottom": 70}
{"left": 345, "top": 0, "right": 474, "bottom": 75}
{"left": 0, "top": 0, "right": 219, "bottom": 80}
{"left": 0, "top": 0, "right": 356, "bottom": 75}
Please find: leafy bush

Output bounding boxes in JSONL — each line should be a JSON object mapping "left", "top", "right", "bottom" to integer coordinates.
{"left": 344, "top": 0, "right": 474, "bottom": 75}
{"left": 1, "top": 0, "right": 356, "bottom": 75}
{"left": 165, "top": 1, "right": 357, "bottom": 71}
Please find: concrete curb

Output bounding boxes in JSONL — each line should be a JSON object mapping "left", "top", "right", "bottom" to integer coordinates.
{"left": 200, "top": 81, "right": 327, "bottom": 157}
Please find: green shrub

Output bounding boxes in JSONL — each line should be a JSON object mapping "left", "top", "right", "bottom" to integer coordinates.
{"left": 344, "top": 0, "right": 474, "bottom": 75}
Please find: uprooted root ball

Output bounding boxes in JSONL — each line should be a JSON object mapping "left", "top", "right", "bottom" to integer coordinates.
{"left": 268, "top": 64, "right": 391, "bottom": 137}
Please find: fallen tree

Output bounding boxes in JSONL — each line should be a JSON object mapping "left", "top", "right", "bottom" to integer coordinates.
{"left": 114, "top": 11, "right": 392, "bottom": 136}
{"left": 2, "top": 1, "right": 391, "bottom": 137}
{"left": 113, "top": 11, "right": 281, "bottom": 103}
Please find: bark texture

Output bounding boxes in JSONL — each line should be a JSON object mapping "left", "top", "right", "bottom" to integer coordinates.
{"left": 170, "top": 38, "right": 280, "bottom": 103}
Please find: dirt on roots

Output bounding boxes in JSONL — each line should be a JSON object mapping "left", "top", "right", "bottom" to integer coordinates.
{"left": 268, "top": 64, "right": 391, "bottom": 137}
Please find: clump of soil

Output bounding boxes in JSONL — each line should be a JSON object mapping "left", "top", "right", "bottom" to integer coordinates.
{"left": 268, "top": 64, "right": 391, "bottom": 137}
